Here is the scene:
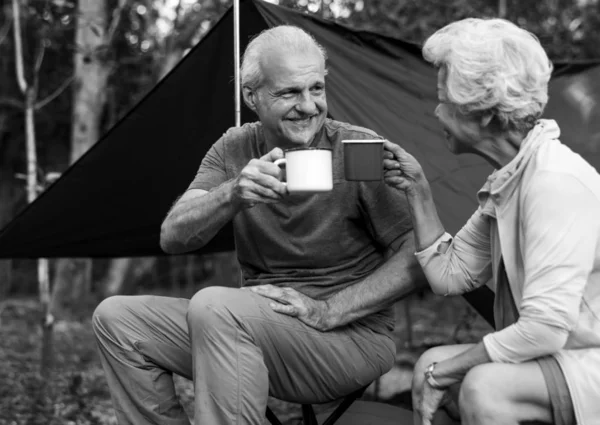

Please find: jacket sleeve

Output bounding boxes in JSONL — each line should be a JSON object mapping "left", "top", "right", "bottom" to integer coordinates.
{"left": 415, "top": 207, "right": 493, "bottom": 296}
{"left": 484, "top": 171, "right": 600, "bottom": 363}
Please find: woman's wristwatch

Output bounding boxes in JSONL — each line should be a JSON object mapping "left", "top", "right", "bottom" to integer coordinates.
{"left": 424, "top": 362, "right": 445, "bottom": 389}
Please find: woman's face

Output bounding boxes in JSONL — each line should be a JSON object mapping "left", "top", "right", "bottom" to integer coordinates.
{"left": 435, "top": 67, "right": 484, "bottom": 155}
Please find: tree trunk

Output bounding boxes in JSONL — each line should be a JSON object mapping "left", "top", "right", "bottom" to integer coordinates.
{"left": 101, "top": 257, "right": 156, "bottom": 298}
{"left": 38, "top": 257, "right": 53, "bottom": 378}
{"left": 50, "top": 258, "right": 92, "bottom": 312}
{"left": 498, "top": 0, "right": 507, "bottom": 18}
{"left": 0, "top": 155, "right": 14, "bottom": 299}
{"left": 170, "top": 256, "right": 182, "bottom": 294}
{"left": 102, "top": 258, "right": 133, "bottom": 297}
{"left": 70, "top": 0, "right": 111, "bottom": 164}
{"left": 12, "top": 0, "right": 54, "bottom": 378}
{"left": 185, "top": 256, "right": 195, "bottom": 295}
{"left": 0, "top": 260, "right": 11, "bottom": 299}
{"left": 0, "top": 99, "right": 17, "bottom": 298}
{"left": 51, "top": 0, "right": 112, "bottom": 314}
{"left": 0, "top": 118, "right": 13, "bottom": 300}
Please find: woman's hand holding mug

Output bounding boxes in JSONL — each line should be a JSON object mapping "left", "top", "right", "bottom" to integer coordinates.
{"left": 383, "top": 140, "right": 426, "bottom": 194}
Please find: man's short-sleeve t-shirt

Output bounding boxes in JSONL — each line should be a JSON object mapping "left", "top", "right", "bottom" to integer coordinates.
{"left": 189, "top": 119, "right": 413, "bottom": 332}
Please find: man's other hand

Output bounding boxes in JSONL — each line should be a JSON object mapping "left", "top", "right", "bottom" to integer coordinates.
{"left": 232, "top": 148, "right": 288, "bottom": 209}
{"left": 246, "top": 284, "right": 332, "bottom": 331}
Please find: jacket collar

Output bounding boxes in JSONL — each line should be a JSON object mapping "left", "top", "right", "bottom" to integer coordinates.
{"left": 477, "top": 119, "right": 561, "bottom": 213}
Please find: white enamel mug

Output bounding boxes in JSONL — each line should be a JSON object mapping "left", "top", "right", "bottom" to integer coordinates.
{"left": 274, "top": 147, "right": 333, "bottom": 194}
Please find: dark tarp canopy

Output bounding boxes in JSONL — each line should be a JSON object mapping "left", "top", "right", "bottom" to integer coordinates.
{"left": 1, "top": 0, "right": 599, "bottom": 326}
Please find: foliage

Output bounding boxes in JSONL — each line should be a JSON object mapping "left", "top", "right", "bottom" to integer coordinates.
{"left": 0, "top": 0, "right": 232, "bottom": 226}
{"left": 0, "top": 300, "right": 115, "bottom": 425}
{"left": 274, "top": 0, "right": 600, "bottom": 62}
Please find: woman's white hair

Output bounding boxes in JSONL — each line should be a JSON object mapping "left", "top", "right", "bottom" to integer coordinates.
{"left": 423, "top": 18, "right": 553, "bottom": 132}
{"left": 241, "top": 25, "right": 328, "bottom": 91}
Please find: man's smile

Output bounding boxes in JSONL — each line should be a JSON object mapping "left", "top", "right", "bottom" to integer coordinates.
{"left": 285, "top": 116, "right": 316, "bottom": 127}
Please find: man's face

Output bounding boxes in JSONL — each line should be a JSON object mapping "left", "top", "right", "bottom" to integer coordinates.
{"left": 250, "top": 47, "right": 327, "bottom": 149}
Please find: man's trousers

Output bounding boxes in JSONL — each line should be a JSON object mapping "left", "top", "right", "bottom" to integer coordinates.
{"left": 92, "top": 286, "right": 395, "bottom": 425}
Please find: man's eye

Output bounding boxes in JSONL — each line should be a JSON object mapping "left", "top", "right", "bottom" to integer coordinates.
{"left": 280, "top": 92, "right": 295, "bottom": 99}
{"left": 311, "top": 87, "right": 324, "bottom": 93}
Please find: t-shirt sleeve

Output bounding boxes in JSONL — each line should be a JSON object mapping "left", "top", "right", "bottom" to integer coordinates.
{"left": 187, "top": 136, "right": 229, "bottom": 191}
{"left": 359, "top": 181, "right": 414, "bottom": 251}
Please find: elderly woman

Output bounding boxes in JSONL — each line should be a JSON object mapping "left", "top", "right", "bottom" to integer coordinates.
{"left": 384, "top": 18, "right": 600, "bottom": 425}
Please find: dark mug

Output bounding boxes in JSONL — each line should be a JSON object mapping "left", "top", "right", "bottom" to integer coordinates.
{"left": 342, "top": 139, "right": 384, "bottom": 181}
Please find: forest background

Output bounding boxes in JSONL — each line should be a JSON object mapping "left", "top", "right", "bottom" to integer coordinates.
{"left": 1, "top": 0, "right": 599, "bottom": 423}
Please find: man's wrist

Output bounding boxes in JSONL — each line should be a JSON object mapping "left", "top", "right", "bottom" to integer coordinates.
{"left": 224, "top": 179, "right": 243, "bottom": 210}
{"left": 320, "top": 299, "right": 339, "bottom": 331}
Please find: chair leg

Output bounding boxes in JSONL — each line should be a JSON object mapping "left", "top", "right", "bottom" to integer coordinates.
{"left": 302, "top": 404, "right": 319, "bottom": 425}
{"left": 266, "top": 407, "right": 284, "bottom": 425}
{"left": 269, "top": 385, "right": 369, "bottom": 425}
{"left": 321, "top": 386, "right": 368, "bottom": 425}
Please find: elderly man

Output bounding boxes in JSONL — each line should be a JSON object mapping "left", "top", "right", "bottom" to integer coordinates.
{"left": 93, "top": 25, "right": 423, "bottom": 425}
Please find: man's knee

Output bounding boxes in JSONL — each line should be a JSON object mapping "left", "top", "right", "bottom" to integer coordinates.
{"left": 187, "top": 286, "right": 248, "bottom": 331}
{"left": 92, "top": 295, "right": 131, "bottom": 340}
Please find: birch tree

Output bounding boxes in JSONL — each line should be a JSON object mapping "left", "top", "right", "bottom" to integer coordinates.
{"left": 11, "top": 0, "right": 54, "bottom": 377}
{"left": 0, "top": 0, "right": 13, "bottom": 300}
{"left": 50, "top": 0, "right": 128, "bottom": 314}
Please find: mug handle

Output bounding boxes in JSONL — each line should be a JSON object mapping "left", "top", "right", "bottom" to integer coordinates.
{"left": 274, "top": 158, "right": 287, "bottom": 185}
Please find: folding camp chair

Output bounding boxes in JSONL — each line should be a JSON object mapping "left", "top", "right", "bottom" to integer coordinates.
{"left": 265, "top": 386, "right": 368, "bottom": 425}
{"left": 264, "top": 384, "right": 415, "bottom": 425}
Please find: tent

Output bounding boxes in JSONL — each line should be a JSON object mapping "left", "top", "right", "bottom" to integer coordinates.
{"left": 1, "top": 0, "right": 599, "bottom": 326}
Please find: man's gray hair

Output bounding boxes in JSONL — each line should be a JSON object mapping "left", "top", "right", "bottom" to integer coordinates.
{"left": 241, "top": 25, "right": 328, "bottom": 91}
{"left": 423, "top": 18, "right": 553, "bottom": 132}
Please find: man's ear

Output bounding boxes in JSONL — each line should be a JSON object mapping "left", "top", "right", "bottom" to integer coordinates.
{"left": 242, "top": 87, "right": 257, "bottom": 112}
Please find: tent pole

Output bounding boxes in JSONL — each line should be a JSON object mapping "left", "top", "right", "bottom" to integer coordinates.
{"left": 234, "top": 0, "right": 241, "bottom": 127}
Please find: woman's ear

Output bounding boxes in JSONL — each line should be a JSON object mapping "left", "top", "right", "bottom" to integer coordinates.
{"left": 480, "top": 112, "right": 494, "bottom": 128}
{"left": 242, "top": 87, "right": 257, "bottom": 112}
